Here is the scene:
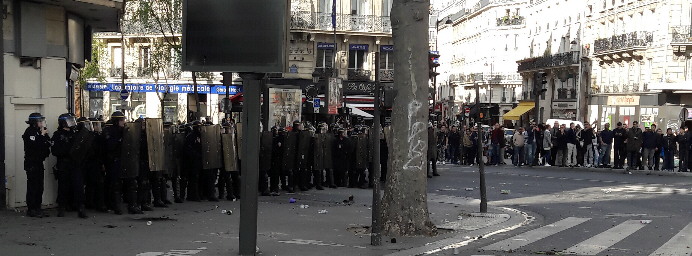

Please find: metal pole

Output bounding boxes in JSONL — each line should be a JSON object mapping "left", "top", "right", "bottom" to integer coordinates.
{"left": 192, "top": 72, "right": 199, "bottom": 121}
{"left": 371, "top": 52, "right": 382, "bottom": 246}
{"left": 476, "top": 81, "right": 487, "bottom": 213}
{"left": 238, "top": 72, "right": 263, "bottom": 256}
{"left": 534, "top": 73, "right": 540, "bottom": 124}
{"left": 0, "top": 2, "right": 5, "bottom": 208}
{"left": 223, "top": 72, "right": 231, "bottom": 120}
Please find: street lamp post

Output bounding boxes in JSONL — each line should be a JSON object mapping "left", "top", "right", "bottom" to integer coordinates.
{"left": 474, "top": 77, "right": 488, "bottom": 213}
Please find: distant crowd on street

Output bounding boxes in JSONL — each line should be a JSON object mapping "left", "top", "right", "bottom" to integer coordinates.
{"left": 433, "top": 120, "right": 692, "bottom": 173}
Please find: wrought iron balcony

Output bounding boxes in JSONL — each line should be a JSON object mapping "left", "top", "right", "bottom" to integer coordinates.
{"left": 291, "top": 11, "right": 392, "bottom": 34}
{"left": 109, "top": 67, "right": 123, "bottom": 78}
{"left": 517, "top": 51, "right": 580, "bottom": 72}
{"left": 135, "top": 67, "right": 152, "bottom": 78}
{"left": 522, "top": 91, "right": 536, "bottom": 100}
{"left": 672, "top": 26, "right": 692, "bottom": 44}
{"left": 496, "top": 16, "right": 524, "bottom": 26}
{"left": 347, "top": 69, "right": 372, "bottom": 81}
{"left": 593, "top": 31, "right": 653, "bottom": 55}
{"left": 379, "top": 69, "right": 394, "bottom": 81}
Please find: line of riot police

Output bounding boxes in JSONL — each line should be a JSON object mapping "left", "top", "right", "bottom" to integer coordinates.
{"left": 22, "top": 111, "right": 392, "bottom": 218}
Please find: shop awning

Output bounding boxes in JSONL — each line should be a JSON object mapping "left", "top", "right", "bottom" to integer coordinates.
{"left": 350, "top": 106, "right": 374, "bottom": 118}
{"left": 503, "top": 101, "right": 535, "bottom": 121}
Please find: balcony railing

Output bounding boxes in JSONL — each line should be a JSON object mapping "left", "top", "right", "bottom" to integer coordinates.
{"left": 109, "top": 67, "right": 123, "bottom": 78}
{"left": 522, "top": 91, "right": 536, "bottom": 100}
{"left": 496, "top": 16, "right": 525, "bottom": 26}
{"left": 348, "top": 69, "right": 372, "bottom": 81}
{"left": 379, "top": 69, "right": 394, "bottom": 81}
{"left": 456, "top": 72, "right": 521, "bottom": 85}
{"left": 672, "top": 26, "right": 692, "bottom": 44}
{"left": 135, "top": 67, "right": 152, "bottom": 78}
{"left": 517, "top": 51, "right": 580, "bottom": 72}
{"left": 598, "top": 83, "right": 648, "bottom": 94}
{"left": 593, "top": 31, "right": 654, "bottom": 55}
{"left": 556, "top": 88, "right": 578, "bottom": 100}
{"left": 291, "top": 11, "right": 392, "bottom": 34}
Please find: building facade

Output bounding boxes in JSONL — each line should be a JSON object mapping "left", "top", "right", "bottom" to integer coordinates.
{"left": 88, "top": 0, "right": 393, "bottom": 125}
{"left": 437, "top": 0, "right": 528, "bottom": 126}
{"left": 3, "top": 0, "right": 122, "bottom": 208}
{"left": 516, "top": 0, "right": 586, "bottom": 125}
{"left": 586, "top": 0, "right": 692, "bottom": 129}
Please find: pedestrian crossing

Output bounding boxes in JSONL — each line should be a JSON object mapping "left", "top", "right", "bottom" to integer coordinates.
{"left": 481, "top": 218, "right": 692, "bottom": 256}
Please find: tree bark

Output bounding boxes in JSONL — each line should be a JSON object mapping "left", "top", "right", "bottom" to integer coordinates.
{"left": 381, "top": 0, "right": 436, "bottom": 237}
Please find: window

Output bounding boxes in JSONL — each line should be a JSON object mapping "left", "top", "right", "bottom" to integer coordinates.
{"left": 140, "top": 47, "right": 150, "bottom": 69}
{"left": 112, "top": 46, "right": 122, "bottom": 69}
{"left": 379, "top": 50, "right": 393, "bottom": 70}
{"left": 348, "top": 45, "right": 367, "bottom": 70}
{"left": 316, "top": 43, "right": 335, "bottom": 69}
{"left": 321, "top": 0, "right": 333, "bottom": 13}
{"left": 351, "top": 0, "right": 361, "bottom": 15}
{"left": 382, "top": 0, "right": 392, "bottom": 16}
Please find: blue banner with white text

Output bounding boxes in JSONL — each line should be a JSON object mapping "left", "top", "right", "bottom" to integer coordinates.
{"left": 86, "top": 83, "right": 242, "bottom": 95}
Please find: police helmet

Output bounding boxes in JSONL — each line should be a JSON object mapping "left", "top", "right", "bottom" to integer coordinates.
{"left": 26, "top": 113, "right": 45, "bottom": 125}
{"left": 58, "top": 113, "right": 77, "bottom": 129}
{"left": 77, "top": 117, "right": 93, "bottom": 131}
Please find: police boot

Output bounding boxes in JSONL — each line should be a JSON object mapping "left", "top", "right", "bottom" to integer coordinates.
{"left": 172, "top": 176, "right": 183, "bottom": 203}
{"left": 326, "top": 169, "right": 337, "bottom": 188}
{"left": 161, "top": 178, "right": 172, "bottom": 205}
{"left": 313, "top": 170, "right": 324, "bottom": 190}
{"left": 78, "top": 205, "right": 88, "bottom": 219}
{"left": 151, "top": 177, "right": 167, "bottom": 208}
{"left": 178, "top": 177, "right": 188, "bottom": 203}
{"left": 231, "top": 172, "right": 241, "bottom": 199}
{"left": 287, "top": 171, "right": 296, "bottom": 193}
{"left": 112, "top": 183, "right": 124, "bottom": 215}
{"left": 126, "top": 180, "right": 143, "bottom": 214}
{"left": 298, "top": 170, "right": 309, "bottom": 191}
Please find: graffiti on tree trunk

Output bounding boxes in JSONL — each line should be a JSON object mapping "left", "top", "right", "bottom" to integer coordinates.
{"left": 404, "top": 100, "right": 426, "bottom": 171}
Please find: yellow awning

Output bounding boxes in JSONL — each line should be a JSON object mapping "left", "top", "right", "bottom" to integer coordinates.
{"left": 503, "top": 101, "right": 535, "bottom": 121}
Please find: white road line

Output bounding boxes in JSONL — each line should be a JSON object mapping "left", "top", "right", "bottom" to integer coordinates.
{"left": 564, "top": 220, "right": 649, "bottom": 255}
{"left": 482, "top": 217, "right": 591, "bottom": 251}
{"left": 649, "top": 222, "right": 692, "bottom": 256}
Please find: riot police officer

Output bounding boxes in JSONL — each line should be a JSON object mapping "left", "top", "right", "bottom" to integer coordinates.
{"left": 135, "top": 118, "right": 156, "bottom": 210}
{"left": 22, "top": 113, "right": 51, "bottom": 218}
{"left": 104, "top": 111, "right": 142, "bottom": 214}
{"left": 185, "top": 121, "right": 203, "bottom": 201}
{"left": 333, "top": 129, "right": 352, "bottom": 187}
{"left": 66, "top": 117, "right": 96, "bottom": 218}
{"left": 85, "top": 117, "right": 107, "bottom": 212}
{"left": 52, "top": 113, "right": 78, "bottom": 217}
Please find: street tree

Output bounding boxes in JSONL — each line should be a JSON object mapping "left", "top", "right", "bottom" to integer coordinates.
{"left": 381, "top": 0, "right": 437, "bottom": 237}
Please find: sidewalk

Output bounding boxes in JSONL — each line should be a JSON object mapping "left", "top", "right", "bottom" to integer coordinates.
{"left": 0, "top": 185, "right": 526, "bottom": 256}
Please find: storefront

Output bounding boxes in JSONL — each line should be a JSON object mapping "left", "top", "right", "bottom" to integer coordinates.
{"left": 589, "top": 94, "right": 689, "bottom": 130}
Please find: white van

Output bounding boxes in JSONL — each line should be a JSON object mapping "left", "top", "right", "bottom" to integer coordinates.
{"left": 546, "top": 119, "right": 585, "bottom": 129}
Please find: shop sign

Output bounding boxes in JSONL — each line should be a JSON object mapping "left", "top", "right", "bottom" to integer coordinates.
{"left": 86, "top": 83, "right": 241, "bottom": 95}
{"left": 641, "top": 115, "right": 654, "bottom": 123}
{"left": 349, "top": 44, "right": 369, "bottom": 51}
{"left": 380, "top": 45, "right": 394, "bottom": 52}
{"left": 344, "top": 81, "right": 376, "bottom": 95}
{"left": 552, "top": 102, "right": 577, "bottom": 110}
{"left": 317, "top": 42, "right": 336, "bottom": 49}
{"left": 607, "top": 96, "right": 640, "bottom": 106}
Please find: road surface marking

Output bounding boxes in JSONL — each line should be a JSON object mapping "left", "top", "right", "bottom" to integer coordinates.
{"left": 563, "top": 219, "right": 648, "bottom": 255}
{"left": 482, "top": 217, "right": 591, "bottom": 251}
{"left": 649, "top": 222, "right": 692, "bottom": 256}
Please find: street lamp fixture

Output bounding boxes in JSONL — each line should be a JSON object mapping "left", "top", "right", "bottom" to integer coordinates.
{"left": 312, "top": 70, "right": 321, "bottom": 84}
{"left": 445, "top": 17, "right": 453, "bottom": 24}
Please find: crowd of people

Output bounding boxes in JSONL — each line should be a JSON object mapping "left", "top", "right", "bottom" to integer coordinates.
{"left": 434, "top": 120, "right": 692, "bottom": 173}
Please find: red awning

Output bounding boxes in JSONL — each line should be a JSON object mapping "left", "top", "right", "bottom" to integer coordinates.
{"left": 229, "top": 93, "right": 243, "bottom": 102}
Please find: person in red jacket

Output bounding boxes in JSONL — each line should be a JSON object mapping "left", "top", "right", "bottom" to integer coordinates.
{"left": 490, "top": 123, "right": 504, "bottom": 165}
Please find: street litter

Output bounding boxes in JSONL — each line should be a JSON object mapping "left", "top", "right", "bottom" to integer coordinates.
{"left": 221, "top": 210, "right": 233, "bottom": 215}
{"left": 465, "top": 188, "right": 474, "bottom": 191}
{"left": 289, "top": 198, "right": 296, "bottom": 203}
{"left": 640, "top": 220, "right": 652, "bottom": 224}
{"left": 318, "top": 210, "right": 328, "bottom": 214}
{"left": 501, "top": 190, "right": 510, "bottom": 194}
{"left": 300, "top": 204, "right": 310, "bottom": 209}
{"left": 146, "top": 221, "right": 152, "bottom": 226}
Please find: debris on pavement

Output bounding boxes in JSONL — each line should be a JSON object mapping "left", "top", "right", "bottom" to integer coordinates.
{"left": 640, "top": 220, "right": 652, "bottom": 224}
{"left": 390, "top": 238, "right": 397, "bottom": 243}
{"left": 299, "top": 204, "right": 310, "bottom": 209}
{"left": 318, "top": 210, "right": 328, "bottom": 214}
{"left": 501, "top": 190, "right": 511, "bottom": 194}
{"left": 289, "top": 198, "right": 296, "bottom": 203}
{"left": 221, "top": 210, "right": 233, "bottom": 215}
{"left": 104, "top": 225, "right": 117, "bottom": 228}
{"left": 465, "top": 188, "right": 474, "bottom": 191}
{"left": 146, "top": 221, "right": 152, "bottom": 226}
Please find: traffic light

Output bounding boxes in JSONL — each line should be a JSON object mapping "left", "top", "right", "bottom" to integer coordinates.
{"left": 428, "top": 51, "right": 440, "bottom": 79}
{"left": 535, "top": 72, "right": 548, "bottom": 95}
{"left": 469, "top": 103, "right": 480, "bottom": 119}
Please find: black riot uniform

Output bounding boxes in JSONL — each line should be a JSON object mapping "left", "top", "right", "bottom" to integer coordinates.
{"left": 68, "top": 117, "right": 96, "bottom": 218}
{"left": 22, "top": 113, "right": 51, "bottom": 218}
{"left": 185, "top": 121, "right": 203, "bottom": 201}
{"left": 85, "top": 118, "right": 107, "bottom": 212}
{"left": 281, "top": 129, "right": 298, "bottom": 193}
{"left": 350, "top": 131, "right": 369, "bottom": 188}
{"left": 311, "top": 127, "right": 328, "bottom": 191}
{"left": 322, "top": 129, "right": 336, "bottom": 188}
{"left": 296, "top": 128, "right": 313, "bottom": 191}
{"left": 51, "top": 113, "right": 77, "bottom": 217}
{"left": 218, "top": 124, "right": 238, "bottom": 200}
{"left": 333, "top": 130, "right": 352, "bottom": 187}
{"left": 259, "top": 130, "right": 273, "bottom": 196}
{"left": 174, "top": 124, "right": 188, "bottom": 202}
{"left": 104, "top": 111, "right": 141, "bottom": 215}
{"left": 269, "top": 127, "right": 283, "bottom": 195}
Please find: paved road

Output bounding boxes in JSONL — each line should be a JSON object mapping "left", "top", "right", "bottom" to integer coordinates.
{"left": 429, "top": 164, "right": 692, "bottom": 256}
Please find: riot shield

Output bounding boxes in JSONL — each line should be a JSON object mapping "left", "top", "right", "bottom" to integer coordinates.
{"left": 173, "top": 133, "right": 186, "bottom": 176}
{"left": 201, "top": 125, "right": 222, "bottom": 169}
{"left": 354, "top": 135, "right": 368, "bottom": 169}
{"left": 70, "top": 129, "right": 95, "bottom": 165}
{"left": 163, "top": 126, "right": 175, "bottom": 175}
{"left": 146, "top": 118, "right": 166, "bottom": 172}
{"left": 281, "top": 132, "right": 297, "bottom": 171}
{"left": 312, "top": 134, "right": 325, "bottom": 171}
{"left": 322, "top": 133, "right": 334, "bottom": 170}
{"left": 259, "top": 131, "right": 273, "bottom": 171}
{"left": 236, "top": 123, "right": 243, "bottom": 161}
{"left": 297, "top": 131, "right": 313, "bottom": 169}
{"left": 121, "top": 122, "right": 141, "bottom": 178}
{"left": 221, "top": 132, "right": 238, "bottom": 172}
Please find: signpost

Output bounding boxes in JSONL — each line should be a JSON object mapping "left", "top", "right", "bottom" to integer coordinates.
{"left": 120, "top": 89, "right": 129, "bottom": 100}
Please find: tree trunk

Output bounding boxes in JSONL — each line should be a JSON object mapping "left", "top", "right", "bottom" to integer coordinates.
{"left": 381, "top": 0, "right": 436, "bottom": 237}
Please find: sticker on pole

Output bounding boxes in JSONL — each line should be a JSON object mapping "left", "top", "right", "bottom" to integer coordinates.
{"left": 120, "top": 89, "right": 129, "bottom": 100}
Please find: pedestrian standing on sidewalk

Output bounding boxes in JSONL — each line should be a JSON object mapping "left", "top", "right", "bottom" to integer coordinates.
{"left": 575, "top": 125, "right": 585, "bottom": 167}
{"left": 662, "top": 128, "right": 677, "bottom": 172}
{"left": 448, "top": 126, "right": 461, "bottom": 165}
{"left": 491, "top": 123, "right": 504, "bottom": 166}
{"left": 556, "top": 124, "right": 568, "bottom": 167}
{"left": 626, "top": 121, "right": 643, "bottom": 172}
{"left": 654, "top": 127, "right": 664, "bottom": 171}
{"left": 613, "top": 122, "right": 626, "bottom": 169}
{"left": 463, "top": 128, "right": 474, "bottom": 166}
{"left": 582, "top": 123, "right": 595, "bottom": 168}
{"left": 550, "top": 121, "right": 560, "bottom": 166}
{"left": 566, "top": 123, "right": 578, "bottom": 167}
{"left": 437, "top": 125, "right": 448, "bottom": 164}
{"left": 512, "top": 127, "right": 525, "bottom": 167}
{"left": 678, "top": 127, "right": 688, "bottom": 172}
{"left": 22, "top": 113, "right": 51, "bottom": 218}
{"left": 599, "top": 123, "right": 614, "bottom": 168}
{"left": 642, "top": 126, "right": 657, "bottom": 171}
{"left": 543, "top": 124, "right": 552, "bottom": 166}
{"left": 534, "top": 125, "right": 543, "bottom": 165}
{"left": 524, "top": 124, "right": 536, "bottom": 166}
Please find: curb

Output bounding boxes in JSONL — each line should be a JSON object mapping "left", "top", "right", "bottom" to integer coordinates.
{"left": 528, "top": 165, "right": 692, "bottom": 177}
{"left": 384, "top": 207, "right": 532, "bottom": 256}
